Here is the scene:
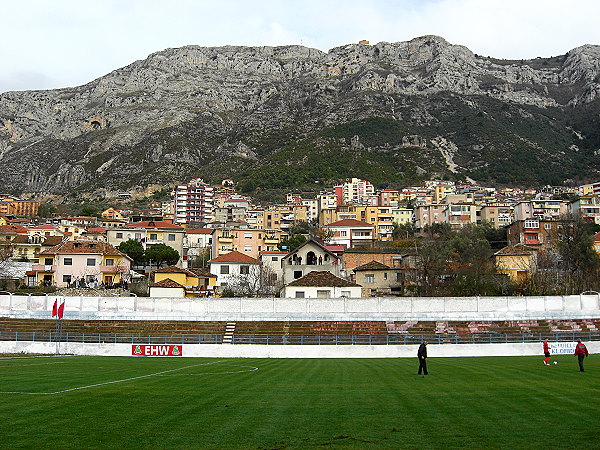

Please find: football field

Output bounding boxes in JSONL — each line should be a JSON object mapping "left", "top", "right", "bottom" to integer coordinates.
{"left": 0, "top": 354, "right": 597, "bottom": 449}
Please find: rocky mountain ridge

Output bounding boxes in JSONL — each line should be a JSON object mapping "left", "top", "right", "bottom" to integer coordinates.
{"left": 1, "top": 35, "right": 599, "bottom": 199}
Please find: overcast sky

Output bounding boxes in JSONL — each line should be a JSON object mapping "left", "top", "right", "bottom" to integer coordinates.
{"left": 2, "top": 0, "right": 599, "bottom": 94}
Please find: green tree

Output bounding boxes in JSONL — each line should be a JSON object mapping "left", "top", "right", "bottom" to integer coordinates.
{"left": 278, "top": 234, "right": 307, "bottom": 252}
{"left": 117, "top": 240, "right": 145, "bottom": 265}
{"left": 145, "top": 244, "right": 180, "bottom": 268}
{"left": 36, "top": 203, "right": 57, "bottom": 218}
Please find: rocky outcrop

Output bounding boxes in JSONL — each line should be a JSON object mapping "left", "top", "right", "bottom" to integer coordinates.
{"left": 1, "top": 35, "right": 599, "bottom": 196}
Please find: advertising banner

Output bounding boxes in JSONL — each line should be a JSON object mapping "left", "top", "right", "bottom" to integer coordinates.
{"left": 550, "top": 342, "right": 576, "bottom": 355}
{"left": 132, "top": 344, "right": 182, "bottom": 356}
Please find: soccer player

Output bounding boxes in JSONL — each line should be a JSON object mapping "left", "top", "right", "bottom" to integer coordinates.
{"left": 543, "top": 338, "right": 551, "bottom": 365}
{"left": 574, "top": 340, "right": 589, "bottom": 372}
{"left": 417, "top": 341, "right": 428, "bottom": 375}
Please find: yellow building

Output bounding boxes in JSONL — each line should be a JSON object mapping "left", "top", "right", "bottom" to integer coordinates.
{"left": 101, "top": 208, "right": 125, "bottom": 220}
{"left": 494, "top": 244, "right": 537, "bottom": 283}
{"left": 152, "top": 266, "right": 217, "bottom": 297}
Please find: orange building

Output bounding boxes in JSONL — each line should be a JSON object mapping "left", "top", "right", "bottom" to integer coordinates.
{"left": 0, "top": 197, "right": 41, "bottom": 217}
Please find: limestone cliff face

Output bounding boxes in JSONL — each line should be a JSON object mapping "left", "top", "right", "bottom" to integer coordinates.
{"left": 1, "top": 36, "right": 600, "bottom": 196}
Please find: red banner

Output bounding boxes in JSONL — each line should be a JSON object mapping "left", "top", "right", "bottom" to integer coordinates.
{"left": 131, "top": 344, "right": 183, "bottom": 357}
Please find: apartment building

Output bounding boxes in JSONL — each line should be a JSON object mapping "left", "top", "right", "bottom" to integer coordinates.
{"left": 505, "top": 219, "right": 560, "bottom": 251}
{"left": 568, "top": 196, "right": 600, "bottom": 224}
{"left": 479, "top": 204, "right": 513, "bottom": 228}
{"left": 513, "top": 200, "right": 568, "bottom": 222}
{"left": 211, "top": 226, "right": 281, "bottom": 258}
{"left": 173, "top": 178, "right": 214, "bottom": 224}
{"left": 0, "top": 197, "right": 41, "bottom": 217}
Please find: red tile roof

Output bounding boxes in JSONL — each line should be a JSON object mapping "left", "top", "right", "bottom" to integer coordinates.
{"left": 39, "top": 240, "right": 130, "bottom": 258}
{"left": 185, "top": 228, "right": 214, "bottom": 235}
{"left": 287, "top": 271, "right": 360, "bottom": 287}
{"left": 354, "top": 260, "right": 391, "bottom": 271}
{"left": 0, "top": 224, "right": 29, "bottom": 234}
{"left": 150, "top": 278, "right": 185, "bottom": 288}
{"left": 209, "top": 251, "right": 261, "bottom": 264}
{"left": 324, "top": 219, "right": 373, "bottom": 227}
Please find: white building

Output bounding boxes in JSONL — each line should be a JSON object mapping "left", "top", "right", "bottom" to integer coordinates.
{"left": 174, "top": 178, "right": 214, "bottom": 224}
{"left": 283, "top": 271, "right": 361, "bottom": 298}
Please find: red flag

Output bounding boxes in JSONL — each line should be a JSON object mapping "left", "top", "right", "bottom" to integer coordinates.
{"left": 52, "top": 300, "right": 58, "bottom": 317}
{"left": 57, "top": 302, "right": 65, "bottom": 319}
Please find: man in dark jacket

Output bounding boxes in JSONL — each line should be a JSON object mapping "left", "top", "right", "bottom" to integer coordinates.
{"left": 417, "top": 341, "right": 428, "bottom": 375}
{"left": 574, "top": 340, "right": 589, "bottom": 372}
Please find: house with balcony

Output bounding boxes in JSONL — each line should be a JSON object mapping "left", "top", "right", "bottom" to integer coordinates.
{"left": 443, "top": 202, "right": 479, "bottom": 230}
{"left": 281, "top": 239, "right": 342, "bottom": 285}
{"left": 10, "top": 235, "right": 64, "bottom": 262}
{"left": 322, "top": 219, "right": 374, "bottom": 249}
{"left": 33, "top": 240, "right": 132, "bottom": 287}
{"left": 505, "top": 219, "right": 559, "bottom": 251}
{"left": 211, "top": 226, "right": 281, "bottom": 258}
{"left": 514, "top": 200, "right": 568, "bottom": 222}
{"left": 479, "top": 204, "right": 513, "bottom": 228}
{"left": 568, "top": 196, "right": 600, "bottom": 224}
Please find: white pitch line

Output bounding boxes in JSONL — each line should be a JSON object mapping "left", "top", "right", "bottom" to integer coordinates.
{"left": 0, "top": 360, "right": 230, "bottom": 396}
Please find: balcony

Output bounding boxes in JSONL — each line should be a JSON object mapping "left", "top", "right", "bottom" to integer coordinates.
{"left": 32, "top": 264, "right": 57, "bottom": 272}
{"left": 264, "top": 236, "right": 279, "bottom": 244}
{"left": 100, "top": 265, "right": 127, "bottom": 273}
{"left": 218, "top": 236, "right": 233, "bottom": 243}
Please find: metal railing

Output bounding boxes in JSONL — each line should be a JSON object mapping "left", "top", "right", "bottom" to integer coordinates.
{"left": 1, "top": 331, "right": 599, "bottom": 345}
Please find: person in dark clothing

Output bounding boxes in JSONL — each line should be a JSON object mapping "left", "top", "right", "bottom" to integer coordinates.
{"left": 574, "top": 340, "right": 589, "bottom": 372}
{"left": 417, "top": 341, "right": 428, "bottom": 375}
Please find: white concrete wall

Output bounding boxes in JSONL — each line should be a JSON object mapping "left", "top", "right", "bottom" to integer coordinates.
{"left": 1, "top": 341, "right": 598, "bottom": 358}
{"left": 1, "top": 293, "right": 599, "bottom": 321}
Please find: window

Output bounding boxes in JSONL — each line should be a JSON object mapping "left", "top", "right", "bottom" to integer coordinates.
{"left": 116, "top": 232, "right": 123, "bottom": 239}
{"left": 240, "top": 265, "right": 250, "bottom": 275}
{"left": 544, "top": 223, "right": 552, "bottom": 230}
{"left": 220, "top": 265, "right": 229, "bottom": 274}
{"left": 87, "top": 258, "right": 96, "bottom": 266}
{"left": 244, "top": 246, "right": 252, "bottom": 252}
{"left": 295, "top": 291, "right": 305, "bottom": 298}
{"left": 44, "top": 258, "right": 53, "bottom": 265}
{"left": 293, "top": 270, "right": 303, "bottom": 279}
{"left": 317, "top": 290, "right": 331, "bottom": 298}
{"left": 340, "top": 231, "right": 347, "bottom": 237}
{"left": 150, "top": 233, "right": 158, "bottom": 240}
{"left": 364, "top": 274, "right": 375, "bottom": 283}
{"left": 168, "top": 234, "right": 176, "bottom": 241}
{"left": 105, "top": 258, "right": 114, "bottom": 266}
{"left": 64, "top": 257, "right": 72, "bottom": 266}
{"left": 244, "top": 232, "right": 252, "bottom": 239}
{"left": 384, "top": 272, "right": 388, "bottom": 280}
{"left": 272, "top": 256, "right": 279, "bottom": 262}
{"left": 62, "top": 275, "right": 71, "bottom": 283}
{"left": 341, "top": 290, "right": 351, "bottom": 298}
{"left": 524, "top": 220, "right": 539, "bottom": 229}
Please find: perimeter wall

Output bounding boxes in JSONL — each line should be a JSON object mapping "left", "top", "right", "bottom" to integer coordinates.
{"left": 0, "top": 293, "right": 599, "bottom": 321}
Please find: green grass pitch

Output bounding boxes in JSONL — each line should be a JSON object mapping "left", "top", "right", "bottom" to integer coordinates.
{"left": 0, "top": 355, "right": 598, "bottom": 449}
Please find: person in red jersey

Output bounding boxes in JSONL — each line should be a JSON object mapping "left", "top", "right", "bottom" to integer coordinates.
{"left": 574, "top": 340, "right": 589, "bottom": 372}
{"left": 543, "top": 338, "right": 551, "bottom": 365}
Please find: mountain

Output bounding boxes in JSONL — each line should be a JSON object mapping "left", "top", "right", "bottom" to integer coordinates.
{"left": 1, "top": 35, "right": 600, "bottom": 201}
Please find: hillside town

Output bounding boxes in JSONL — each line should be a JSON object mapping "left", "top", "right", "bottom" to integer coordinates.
{"left": 1, "top": 177, "right": 600, "bottom": 298}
